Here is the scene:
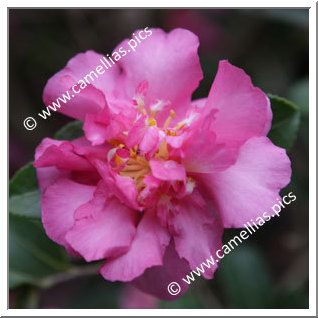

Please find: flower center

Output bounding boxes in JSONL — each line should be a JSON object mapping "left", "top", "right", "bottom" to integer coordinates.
{"left": 119, "top": 153, "right": 150, "bottom": 190}
{"left": 108, "top": 91, "right": 195, "bottom": 193}
{"left": 118, "top": 139, "right": 169, "bottom": 188}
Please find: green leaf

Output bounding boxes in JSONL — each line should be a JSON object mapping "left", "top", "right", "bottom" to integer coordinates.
{"left": 54, "top": 120, "right": 84, "bottom": 141}
{"left": 9, "top": 190, "right": 41, "bottom": 219}
{"left": 9, "top": 214, "right": 70, "bottom": 289}
{"left": 9, "top": 162, "right": 72, "bottom": 289}
{"left": 267, "top": 94, "right": 301, "bottom": 150}
{"left": 9, "top": 162, "right": 41, "bottom": 220}
{"left": 9, "top": 162, "right": 38, "bottom": 197}
{"left": 288, "top": 78, "right": 309, "bottom": 117}
{"left": 216, "top": 245, "right": 273, "bottom": 308}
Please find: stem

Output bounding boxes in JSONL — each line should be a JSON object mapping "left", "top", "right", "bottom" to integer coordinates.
{"left": 37, "top": 263, "right": 101, "bottom": 289}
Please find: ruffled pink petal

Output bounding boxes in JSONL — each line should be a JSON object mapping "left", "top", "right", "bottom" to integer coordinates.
{"left": 203, "top": 136, "right": 291, "bottom": 227}
{"left": 166, "top": 105, "right": 206, "bottom": 151}
{"left": 65, "top": 50, "right": 120, "bottom": 95}
{"left": 43, "top": 70, "right": 106, "bottom": 120}
{"left": 132, "top": 241, "right": 191, "bottom": 300}
{"left": 65, "top": 182, "right": 137, "bottom": 262}
{"left": 34, "top": 138, "right": 70, "bottom": 191}
{"left": 35, "top": 138, "right": 63, "bottom": 161}
{"left": 99, "top": 212, "right": 170, "bottom": 282}
{"left": 125, "top": 115, "right": 147, "bottom": 149}
{"left": 138, "top": 175, "right": 161, "bottom": 208}
{"left": 126, "top": 115, "right": 164, "bottom": 157}
{"left": 34, "top": 140, "right": 94, "bottom": 171}
{"left": 71, "top": 136, "right": 111, "bottom": 159}
{"left": 204, "top": 60, "right": 272, "bottom": 147}
{"left": 150, "top": 159, "right": 186, "bottom": 181}
{"left": 106, "top": 93, "right": 137, "bottom": 117}
{"left": 43, "top": 50, "right": 120, "bottom": 120}
{"left": 34, "top": 136, "right": 108, "bottom": 190}
{"left": 41, "top": 178, "right": 95, "bottom": 250}
{"left": 114, "top": 28, "right": 203, "bottom": 124}
{"left": 83, "top": 113, "right": 109, "bottom": 146}
{"left": 36, "top": 167, "right": 69, "bottom": 193}
{"left": 168, "top": 195, "right": 223, "bottom": 279}
{"left": 182, "top": 128, "right": 238, "bottom": 173}
{"left": 139, "top": 126, "right": 163, "bottom": 157}
{"left": 91, "top": 158, "right": 141, "bottom": 210}
{"left": 84, "top": 110, "right": 134, "bottom": 146}
{"left": 191, "top": 97, "right": 207, "bottom": 109}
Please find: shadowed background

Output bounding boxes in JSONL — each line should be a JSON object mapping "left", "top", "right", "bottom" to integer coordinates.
{"left": 9, "top": 9, "right": 309, "bottom": 309}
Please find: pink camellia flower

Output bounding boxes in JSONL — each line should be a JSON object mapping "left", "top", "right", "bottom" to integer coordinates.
{"left": 34, "top": 28, "right": 291, "bottom": 300}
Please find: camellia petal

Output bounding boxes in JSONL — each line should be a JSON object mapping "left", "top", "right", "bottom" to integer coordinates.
{"left": 91, "top": 158, "right": 142, "bottom": 211}
{"left": 99, "top": 212, "right": 170, "bottom": 282}
{"left": 132, "top": 241, "right": 191, "bottom": 300}
{"left": 65, "top": 182, "right": 137, "bottom": 262}
{"left": 168, "top": 196, "right": 223, "bottom": 279}
{"left": 43, "top": 50, "right": 120, "bottom": 120}
{"left": 41, "top": 178, "right": 95, "bottom": 249}
{"left": 204, "top": 60, "right": 272, "bottom": 147}
{"left": 150, "top": 159, "right": 186, "bottom": 181}
{"left": 34, "top": 138, "right": 70, "bottom": 191}
{"left": 114, "top": 28, "right": 203, "bottom": 124}
{"left": 201, "top": 136, "right": 291, "bottom": 227}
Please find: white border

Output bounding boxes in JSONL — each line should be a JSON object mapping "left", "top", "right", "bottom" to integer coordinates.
{"left": 3, "top": 1, "right": 316, "bottom": 316}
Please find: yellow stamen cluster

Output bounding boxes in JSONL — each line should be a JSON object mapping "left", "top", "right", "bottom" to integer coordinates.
{"left": 119, "top": 155, "right": 151, "bottom": 190}
{"left": 117, "top": 139, "right": 169, "bottom": 191}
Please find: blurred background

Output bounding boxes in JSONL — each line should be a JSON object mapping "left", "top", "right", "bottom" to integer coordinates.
{"left": 9, "top": 9, "right": 309, "bottom": 309}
